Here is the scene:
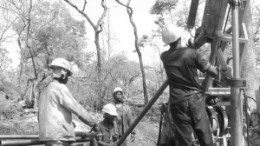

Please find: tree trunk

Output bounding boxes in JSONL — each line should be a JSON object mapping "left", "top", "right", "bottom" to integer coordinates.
{"left": 115, "top": 0, "right": 149, "bottom": 105}
{"left": 95, "top": 31, "right": 103, "bottom": 74}
{"left": 241, "top": 0, "right": 258, "bottom": 114}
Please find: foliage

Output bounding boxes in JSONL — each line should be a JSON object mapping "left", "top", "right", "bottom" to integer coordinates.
{"left": 0, "top": 47, "right": 11, "bottom": 72}
{"left": 69, "top": 54, "right": 141, "bottom": 109}
{"left": 150, "top": 0, "right": 178, "bottom": 15}
{"left": 10, "top": 1, "right": 87, "bottom": 69}
{"left": 0, "top": 0, "right": 90, "bottom": 105}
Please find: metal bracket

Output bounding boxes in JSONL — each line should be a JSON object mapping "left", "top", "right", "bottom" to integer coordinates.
{"left": 227, "top": 78, "right": 246, "bottom": 87}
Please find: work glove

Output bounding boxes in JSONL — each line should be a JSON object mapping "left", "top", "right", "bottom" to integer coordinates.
{"left": 72, "top": 121, "right": 76, "bottom": 128}
{"left": 220, "top": 66, "right": 232, "bottom": 79}
{"left": 90, "top": 123, "right": 99, "bottom": 133}
{"left": 186, "top": 38, "right": 195, "bottom": 48}
{"left": 159, "top": 103, "right": 168, "bottom": 114}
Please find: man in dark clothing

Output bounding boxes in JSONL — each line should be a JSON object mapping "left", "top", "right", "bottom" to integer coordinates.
{"left": 93, "top": 103, "right": 119, "bottom": 146}
{"left": 160, "top": 24, "right": 231, "bottom": 146}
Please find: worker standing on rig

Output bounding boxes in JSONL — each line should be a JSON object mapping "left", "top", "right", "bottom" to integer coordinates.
{"left": 160, "top": 23, "right": 231, "bottom": 146}
{"left": 38, "top": 58, "right": 97, "bottom": 146}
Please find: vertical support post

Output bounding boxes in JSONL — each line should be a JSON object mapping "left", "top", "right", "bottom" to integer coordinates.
{"left": 230, "top": 3, "right": 244, "bottom": 146}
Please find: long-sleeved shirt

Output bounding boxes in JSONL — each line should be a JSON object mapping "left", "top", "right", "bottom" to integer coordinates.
{"left": 38, "top": 80, "right": 96, "bottom": 141}
{"left": 115, "top": 103, "right": 135, "bottom": 146}
{"left": 161, "top": 46, "right": 210, "bottom": 103}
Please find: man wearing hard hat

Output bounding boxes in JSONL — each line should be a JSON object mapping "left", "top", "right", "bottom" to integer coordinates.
{"left": 92, "top": 103, "right": 119, "bottom": 146}
{"left": 112, "top": 87, "right": 135, "bottom": 146}
{"left": 38, "top": 58, "right": 97, "bottom": 146}
{"left": 160, "top": 24, "right": 231, "bottom": 146}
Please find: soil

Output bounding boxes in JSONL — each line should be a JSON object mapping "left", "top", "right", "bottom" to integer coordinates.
{"left": 0, "top": 111, "right": 159, "bottom": 146}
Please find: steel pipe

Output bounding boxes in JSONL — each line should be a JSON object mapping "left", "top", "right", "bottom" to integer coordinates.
{"left": 0, "top": 138, "right": 92, "bottom": 146}
{"left": 230, "top": 4, "right": 244, "bottom": 146}
{"left": 0, "top": 139, "right": 44, "bottom": 146}
{"left": 0, "top": 135, "right": 38, "bottom": 139}
{"left": 116, "top": 80, "right": 169, "bottom": 146}
{"left": 0, "top": 132, "right": 95, "bottom": 146}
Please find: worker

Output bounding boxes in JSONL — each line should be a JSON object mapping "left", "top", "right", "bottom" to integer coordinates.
{"left": 38, "top": 58, "right": 97, "bottom": 146}
{"left": 92, "top": 103, "right": 119, "bottom": 146}
{"left": 113, "top": 87, "right": 135, "bottom": 146}
{"left": 160, "top": 23, "right": 231, "bottom": 146}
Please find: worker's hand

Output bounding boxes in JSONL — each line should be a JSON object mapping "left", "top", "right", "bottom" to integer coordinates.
{"left": 220, "top": 66, "right": 232, "bottom": 79}
{"left": 72, "top": 121, "right": 76, "bottom": 128}
{"left": 159, "top": 103, "right": 167, "bottom": 114}
{"left": 187, "top": 38, "right": 195, "bottom": 48}
{"left": 90, "top": 123, "right": 99, "bottom": 132}
{"left": 130, "top": 132, "right": 136, "bottom": 142}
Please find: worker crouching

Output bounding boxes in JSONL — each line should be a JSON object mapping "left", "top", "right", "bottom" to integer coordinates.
{"left": 92, "top": 103, "right": 119, "bottom": 146}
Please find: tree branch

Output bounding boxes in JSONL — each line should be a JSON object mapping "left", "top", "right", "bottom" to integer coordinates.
{"left": 63, "top": 0, "right": 95, "bottom": 29}
{"left": 0, "top": 17, "right": 18, "bottom": 42}
{"left": 96, "top": 0, "right": 108, "bottom": 34}
{"left": 26, "top": 0, "right": 38, "bottom": 79}
{"left": 115, "top": 0, "right": 133, "bottom": 15}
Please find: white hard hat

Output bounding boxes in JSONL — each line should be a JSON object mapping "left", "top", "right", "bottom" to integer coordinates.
{"left": 50, "top": 58, "right": 73, "bottom": 76}
{"left": 102, "top": 103, "right": 118, "bottom": 116}
{"left": 113, "top": 87, "right": 123, "bottom": 94}
{"left": 162, "top": 23, "right": 183, "bottom": 45}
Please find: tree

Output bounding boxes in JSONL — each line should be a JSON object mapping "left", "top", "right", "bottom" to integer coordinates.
{"left": 115, "top": 0, "right": 149, "bottom": 105}
{"left": 64, "top": 0, "right": 109, "bottom": 108}
{"left": 0, "top": 48, "right": 11, "bottom": 72}
{"left": 150, "top": 0, "right": 177, "bottom": 16}
{"left": 73, "top": 54, "right": 141, "bottom": 109}
{"left": 64, "top": 0, "right": 107, "bottom": 75}
{"left": 0, "top": 0, "right": 88, "bottom": 108}
{"left": 241, "top": 0, "right": 259, "bottom": 116}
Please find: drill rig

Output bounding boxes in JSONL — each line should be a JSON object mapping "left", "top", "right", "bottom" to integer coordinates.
{"left": 117, "top": 0, "right": 251, "bottom": 146}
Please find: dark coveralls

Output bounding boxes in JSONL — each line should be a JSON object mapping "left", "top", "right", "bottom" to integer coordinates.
{"left": 161, "top": 46, "right": 213, "bottom": 146}
{"left": 94, "top": 120, "right": 119, "bottom": 146}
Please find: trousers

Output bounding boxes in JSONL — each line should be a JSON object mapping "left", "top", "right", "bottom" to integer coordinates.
{"left": 169, "top": 93, "right": 214, "bottom": 146}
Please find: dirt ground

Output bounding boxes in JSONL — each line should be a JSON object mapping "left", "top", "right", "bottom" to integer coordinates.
{"left": 0, "top": 112, "right": 159, "bottom": 146}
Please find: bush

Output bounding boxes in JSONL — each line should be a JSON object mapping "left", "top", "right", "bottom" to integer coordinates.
{"left": 0, "top": 99, "right": 23, "bottom": 120}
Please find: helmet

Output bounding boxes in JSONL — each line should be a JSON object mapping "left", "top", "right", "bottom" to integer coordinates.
{"left": 162, "top": 23, "right": 183, "bottom": 45}
{"left": 113, "top": 87, "right": 123, "bottom": 94}
{"left": 102, "top": 103, "right": 118, "bottom": 116}
{"left": 50, "top": 58, "right": 73, "bottom": 76}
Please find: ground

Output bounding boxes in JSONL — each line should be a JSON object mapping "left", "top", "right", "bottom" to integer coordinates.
{"left": 0, "top": 111, "right": 159, "bottom": 146}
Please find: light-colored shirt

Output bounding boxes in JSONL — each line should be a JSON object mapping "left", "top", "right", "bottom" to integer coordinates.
{"left": 38, "top": 80, "right": 95, "bottom": 141}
